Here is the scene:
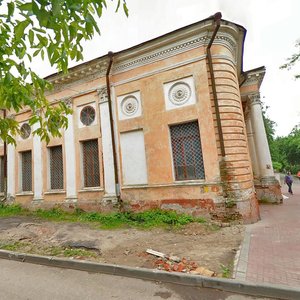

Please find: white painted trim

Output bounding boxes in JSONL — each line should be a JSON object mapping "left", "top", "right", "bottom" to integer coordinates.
{"left": 33, "top": 123, "right": 43, "bottom": 201}
{"left": 78, "top": 187, "right": 104, "bottom": 193}
{"left": 64, "top": 113, "right": 77, "bottom": 201}
{"left": 7, "top": 143, "right": 15, "bottom": 199}
{"left": 44, "top": 190, "right": 66, "bottom": 195}
{"left": 111, "top": 86, "right": 122, "bottom": 194}
{"left": 99, "top": 92, "right": 116, "bottom": 197}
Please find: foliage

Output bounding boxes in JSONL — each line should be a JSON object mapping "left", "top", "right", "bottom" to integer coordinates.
{"left": 0, "top": 241, "right": 30, "bottom": 251}
{"left": 261, "top": 105, "right": 300, "bottom": 173}
{"left": 220, "top": 263, "right": 231, "bottom": 278}
{"left": 270, "top": 124, "right": 300, "bottom": 173}
{"left": 0, "top": 205, "right": 207, "bottom": 229}
{"left": 0, "top": 203, "right": 23, "bottom": 216}
{"left": 0, "top": 0, "right": 128, "bottom": 144}
{"left": 280, "top": 39, "right": 300, "bottom": 79}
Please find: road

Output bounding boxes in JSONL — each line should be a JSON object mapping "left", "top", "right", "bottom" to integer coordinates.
{"left": 0, "top": 259, "right": 273, "bottom": 300}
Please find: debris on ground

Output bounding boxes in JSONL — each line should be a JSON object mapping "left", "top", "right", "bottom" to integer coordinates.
{"left": 146, "top": 248, "right": 215, "bottom": 276}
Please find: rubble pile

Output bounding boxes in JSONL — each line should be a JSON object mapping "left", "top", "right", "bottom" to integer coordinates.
{"left": 146, "top": 249, "right": 215, "bottom": 276}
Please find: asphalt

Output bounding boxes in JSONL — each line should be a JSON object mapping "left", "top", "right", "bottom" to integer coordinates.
{"left": 1, "top": 178, "right": 300, "bottom": 299}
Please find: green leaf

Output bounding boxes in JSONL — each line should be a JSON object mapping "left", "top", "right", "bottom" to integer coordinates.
{"left": 14, "top": 20, "right": 30, "bottom": 41}
{"left": 115, "top": 0, "right": 121, "bottom": 12}
{"left": 7, "top": 2, "right": 15, "bottom": 19}
{"left": 28, "top": 30, "right": 34, "bottom": 45}
{"left": 18, "top": 3, "right": 32, "bottom": 12}
{"left": 37, "top": 34, "right": 48, "bottom": 46}
{"left": 52, "top": 0, "right": 62, "bottom": 16}
{"left": 123, "top": 2, "right": 129, "bottom": 17}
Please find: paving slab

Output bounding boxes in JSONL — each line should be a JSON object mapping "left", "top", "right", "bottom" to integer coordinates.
{"left": 236, "top": 179, "right": 300, "bottom": 289}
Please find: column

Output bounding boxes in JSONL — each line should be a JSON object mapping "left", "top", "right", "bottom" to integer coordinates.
{"left": 98, "top": 87, "right": 117, "bottom": 203}
{"left": 249, "top": 93, "right": 275, "bottom": 181}
{"left": 64, "top": 98, "right": 77, "bottom": 202}
{"left": 245, "top": 115, "right": 260, "bottom": 179}
{"left": 7, "top": 143, "right": 15, "bottom": 201}
{"left": 32, "top": 121, "right": 43, "bottom": 203}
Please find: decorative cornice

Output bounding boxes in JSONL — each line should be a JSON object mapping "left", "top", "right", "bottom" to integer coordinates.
{"left": 113, "top": 31, "right": 237, "bottom": 74}
{"left": 47, "top": 59, "right": 108, "bottom": 88}
{"left": 241, "top": 67, "right": 265, "bottom": 88}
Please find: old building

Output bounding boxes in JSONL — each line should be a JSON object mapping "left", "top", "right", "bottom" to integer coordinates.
{"left": 0, "top": 13, "right": 282, "bottom": 223}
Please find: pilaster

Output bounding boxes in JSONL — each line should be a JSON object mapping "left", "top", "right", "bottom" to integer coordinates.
{"left": 64, "top": 98, "right": 77, "bottom": 202}
{"left": 32, "top": 120, "right": 43, "bottom": 203}
{"left": 98, "top": 87, "right": 118, "bottom": 204}
{"left": 7, "top": 143, "right": 15, "bottom": 202}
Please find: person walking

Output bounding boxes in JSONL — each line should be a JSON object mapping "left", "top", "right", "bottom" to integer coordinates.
{"left": 297, "top": 170, "right": 300, "bottom": 181}
{"left": 284, "top": 172, "right": 293, "bottom": 195}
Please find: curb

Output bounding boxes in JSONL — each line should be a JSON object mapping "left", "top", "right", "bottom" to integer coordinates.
{"left": 0, "top": 249, "right": 300, "bottom": 300}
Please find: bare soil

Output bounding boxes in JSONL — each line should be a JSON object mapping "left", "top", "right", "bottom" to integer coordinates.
{"left": 0, "top": 216, "right": 244, "bottom": 277}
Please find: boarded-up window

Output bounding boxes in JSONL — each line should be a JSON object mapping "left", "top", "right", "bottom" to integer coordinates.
{"left": 49, "top": 145, "right": 64, "bottom": 190}
{"left": 21, "top": 151, "right": 32, "bottom": 191}
{"left": 170, "top": 121, "right": 205, "bottom": 180}
{"left": 0, "top": 156, "right": 4, "bottom": 193}
{"left": 120, "top": 130, "right": 148, "bottom": 185}
{"left": 82, "top": 140, "right": 100, "bottom": 187}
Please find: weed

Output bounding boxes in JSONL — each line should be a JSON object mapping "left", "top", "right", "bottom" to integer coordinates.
{"left": 220, "top": 263, "right": 232, "bottom": 278}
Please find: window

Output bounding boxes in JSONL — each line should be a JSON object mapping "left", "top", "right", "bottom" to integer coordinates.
{"left": 49, "top": 145, "right": 64, "bottom": 190}
{"left": 82, "top": 140, "right": 100, "bottom": 187}
{"left": 80, "top": 106, "right": 95, "bottom": 126}
{"left": 170, "top": 121, "right": 205, "bottom": 180}
{"left": 21, "top": 151, "right": 32, "bottom": 191}
{"left": 20, "top": 123, "right": 31, "bottom": 139}
{"left": 0, "top": 156, "right": 4, "bottom": 193}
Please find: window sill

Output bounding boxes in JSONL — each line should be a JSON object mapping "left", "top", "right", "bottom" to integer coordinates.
{"left": 16, "top": 192, "right": 34, "bottom": 196}
{"left": 122, "top": 180, "right": 208, "bottom": 189}
{"left": 44, "top": 190, "right": 66, "bottom": 195}
{"left": 79, "top": 187, "right": 103, "bottom": 193}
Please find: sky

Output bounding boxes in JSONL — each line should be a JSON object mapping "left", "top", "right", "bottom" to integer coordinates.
{"left": 36, "top": 0, "right": 300, "bottom": 137}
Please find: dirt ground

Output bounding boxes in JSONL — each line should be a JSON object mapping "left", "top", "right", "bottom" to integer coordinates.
{"left": 0, "top": 216, "right": 244, "bottom": 277}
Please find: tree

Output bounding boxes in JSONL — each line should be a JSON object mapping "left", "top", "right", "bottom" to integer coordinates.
{"left": 280, "top": 39, "right": 300, "bottom": 79}
{"left": 0, "top": 0, "right": 128, "bottom": 144}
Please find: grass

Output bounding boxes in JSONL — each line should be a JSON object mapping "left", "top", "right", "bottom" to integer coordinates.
{"left": 0, "top": 241, "right": 31, "bottom": 251}
{"left": 0, "top": 242, "right": 98, "bottom": 259}
{"left": 0, "top": 204, "right": 209, "bottom": 229}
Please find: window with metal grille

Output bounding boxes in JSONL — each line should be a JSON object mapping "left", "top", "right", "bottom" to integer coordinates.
{"left": 82, "top": 139, "right": 100, "bottom": 187}
{"left": 80, "top": 106, "right": 95, "bottom": 126}
{"left": 0, "top": 156, "right": 4, "bottom": 193}
{"left": 21, "top": 151, "right": 32, "bottom": 191}
{"left": 170, "top": 121, "right": 205, "bottom": 180}
{"left": 49, "top": 145, "right": 64, "bottom": 190}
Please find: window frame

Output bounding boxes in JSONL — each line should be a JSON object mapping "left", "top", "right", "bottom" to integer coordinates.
{"left": 81, "top": 139, "right": 100, "bottom": 188}
{"left": 48, "top": 145, "right": 64, "bottom": 191}
{"left": 20, "top": 150, "right": 32, "bottom": 192}
{"left": 169, "top": 121, "right": 205, "bottom": 181}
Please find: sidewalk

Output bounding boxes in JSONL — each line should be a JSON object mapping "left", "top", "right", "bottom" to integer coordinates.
{"left": 236, "top": 180, "right": 300, "bottom": 288}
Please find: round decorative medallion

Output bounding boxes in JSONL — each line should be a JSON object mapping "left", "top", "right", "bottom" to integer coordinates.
{"left": 80, "top": 106, "right": 96, "bottom": 126}
{"left": 168, "top": 82, "right": 191, "bottom": 105}
{"left": 20, "top": 123, "right": 31, "bottom": 139}
{"left": 121, "top": 96, "right": 139, "bottom": 116}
